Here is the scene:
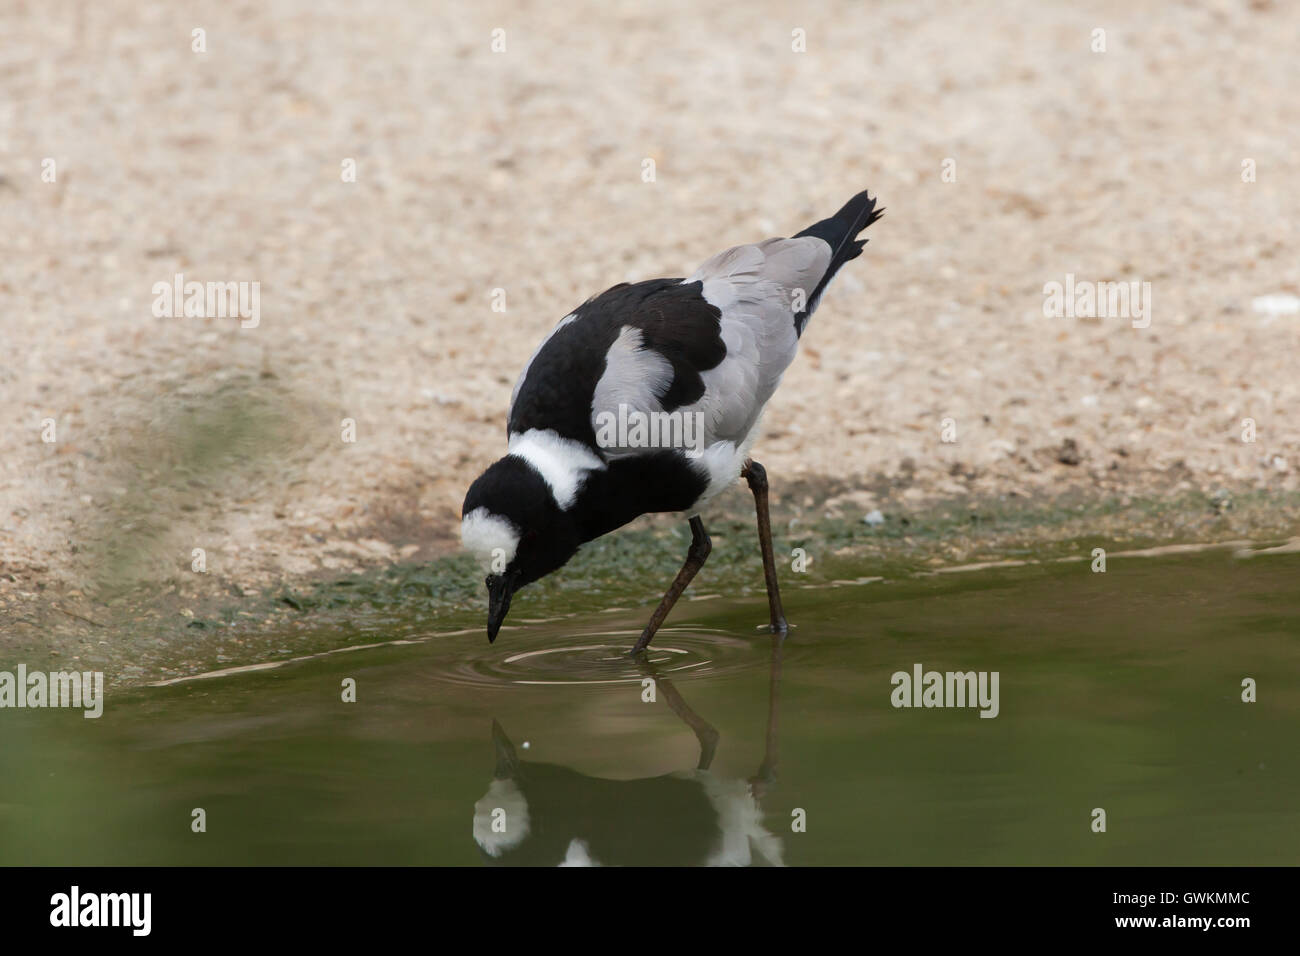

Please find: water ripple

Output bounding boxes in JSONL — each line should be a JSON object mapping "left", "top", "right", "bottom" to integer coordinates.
{"left": 427, "top": 626, "right": 766, "bottom": 688}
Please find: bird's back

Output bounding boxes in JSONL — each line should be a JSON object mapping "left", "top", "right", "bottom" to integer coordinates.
{"left": 509, "top": 235, "right": 833, "bottom": 463}
{"left": 508, "top": 277, "right": 718, "bottom": 448}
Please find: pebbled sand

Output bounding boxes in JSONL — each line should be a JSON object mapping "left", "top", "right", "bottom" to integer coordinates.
{"left": 3, "top": 0, "right": 1299, "bottom": 622}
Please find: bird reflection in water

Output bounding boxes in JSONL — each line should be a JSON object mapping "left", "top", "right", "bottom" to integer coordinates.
{"left": 473, "top": 635, "right": 787, "bottom": 866}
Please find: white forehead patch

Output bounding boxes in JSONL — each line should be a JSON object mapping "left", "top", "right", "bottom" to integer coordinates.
{"left": 461, "top": 507, "right": 520, "bottom": 573}
{"left": 473, "top": 778, "right": 531, "bottom": 857}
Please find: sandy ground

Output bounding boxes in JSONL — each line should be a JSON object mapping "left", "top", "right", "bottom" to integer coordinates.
{"left": 3, "top": 0, "right": 1300, "bottom": 630}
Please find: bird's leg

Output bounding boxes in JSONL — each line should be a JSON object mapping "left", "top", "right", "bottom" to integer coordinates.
{"left": 631, "top": 515, "right": 711, "bottom": 655}
{"left": 749, "top": 631, "right": 785, "bottom": 801}
{"left": 742, "top": 459, "right": 789, "bottom": 635}
{"left": 633, "top": 655, "right": 720, "bottom": 771}
{"left": 745, "top": 633, "right": 789, "bottom": 867}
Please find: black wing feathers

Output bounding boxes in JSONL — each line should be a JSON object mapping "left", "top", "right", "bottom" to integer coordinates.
{"left": 507, "top": 279, "right": 726, "bottom": 447}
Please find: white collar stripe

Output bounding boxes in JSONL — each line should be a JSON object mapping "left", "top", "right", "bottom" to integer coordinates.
{"left": 507, "top": 429, "right": 606, "bottom": 510}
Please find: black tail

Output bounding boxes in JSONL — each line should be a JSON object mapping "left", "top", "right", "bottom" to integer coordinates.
{"left": 792, "top": 190, "right": 883, "bottom": 335}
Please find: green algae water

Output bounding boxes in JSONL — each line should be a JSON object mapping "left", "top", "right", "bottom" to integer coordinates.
{"left": 2, "top": 545, "right": 1297, "bottom": 865}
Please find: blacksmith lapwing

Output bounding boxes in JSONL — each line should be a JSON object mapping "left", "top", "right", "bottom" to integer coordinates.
{"left": 461, "top": 189, "right": 883, "bottom": 651}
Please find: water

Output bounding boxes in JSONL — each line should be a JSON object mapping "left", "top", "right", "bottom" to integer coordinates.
{"left": 2, "top": 546, "right": 1297, "bottom": 865}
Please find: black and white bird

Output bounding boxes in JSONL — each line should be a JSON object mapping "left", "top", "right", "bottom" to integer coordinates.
{"left": 461, "top": 189, "right": 883, "bottom": 650}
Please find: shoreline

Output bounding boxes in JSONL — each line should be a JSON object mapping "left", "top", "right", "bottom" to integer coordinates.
{"left": 5, "top": 480, "right": 1297, "bottom": 691}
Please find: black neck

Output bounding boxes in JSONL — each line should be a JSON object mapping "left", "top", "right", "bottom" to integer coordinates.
{"left": 571, "top": 453, "right": 710, "bottom": 543}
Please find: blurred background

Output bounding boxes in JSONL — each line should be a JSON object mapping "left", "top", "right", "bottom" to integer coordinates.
{"left": 5, "top": 0, "right": 1298, "bottom": 611}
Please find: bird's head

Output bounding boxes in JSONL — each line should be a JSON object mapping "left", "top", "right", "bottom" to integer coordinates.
{"left": 461, "top": 456, "right": 580, "bottom": 642}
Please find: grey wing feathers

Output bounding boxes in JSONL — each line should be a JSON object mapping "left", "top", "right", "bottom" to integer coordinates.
{"left": 674, "top": 236, "right": 829, "bottom": 446}
{"left": 510, "top": 193, "right": 878, "bottom": 472}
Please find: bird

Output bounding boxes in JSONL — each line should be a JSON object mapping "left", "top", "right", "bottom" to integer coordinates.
{"left": 471, "top": 637, "right": 787, "bottom": 866}
{"left": 461, "top": 189, "right": 883, "bottom": 651}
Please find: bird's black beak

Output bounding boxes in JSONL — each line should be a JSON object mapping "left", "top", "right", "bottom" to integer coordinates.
{"left": 485, "top": 573, "right": 516, "bottom": 643}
